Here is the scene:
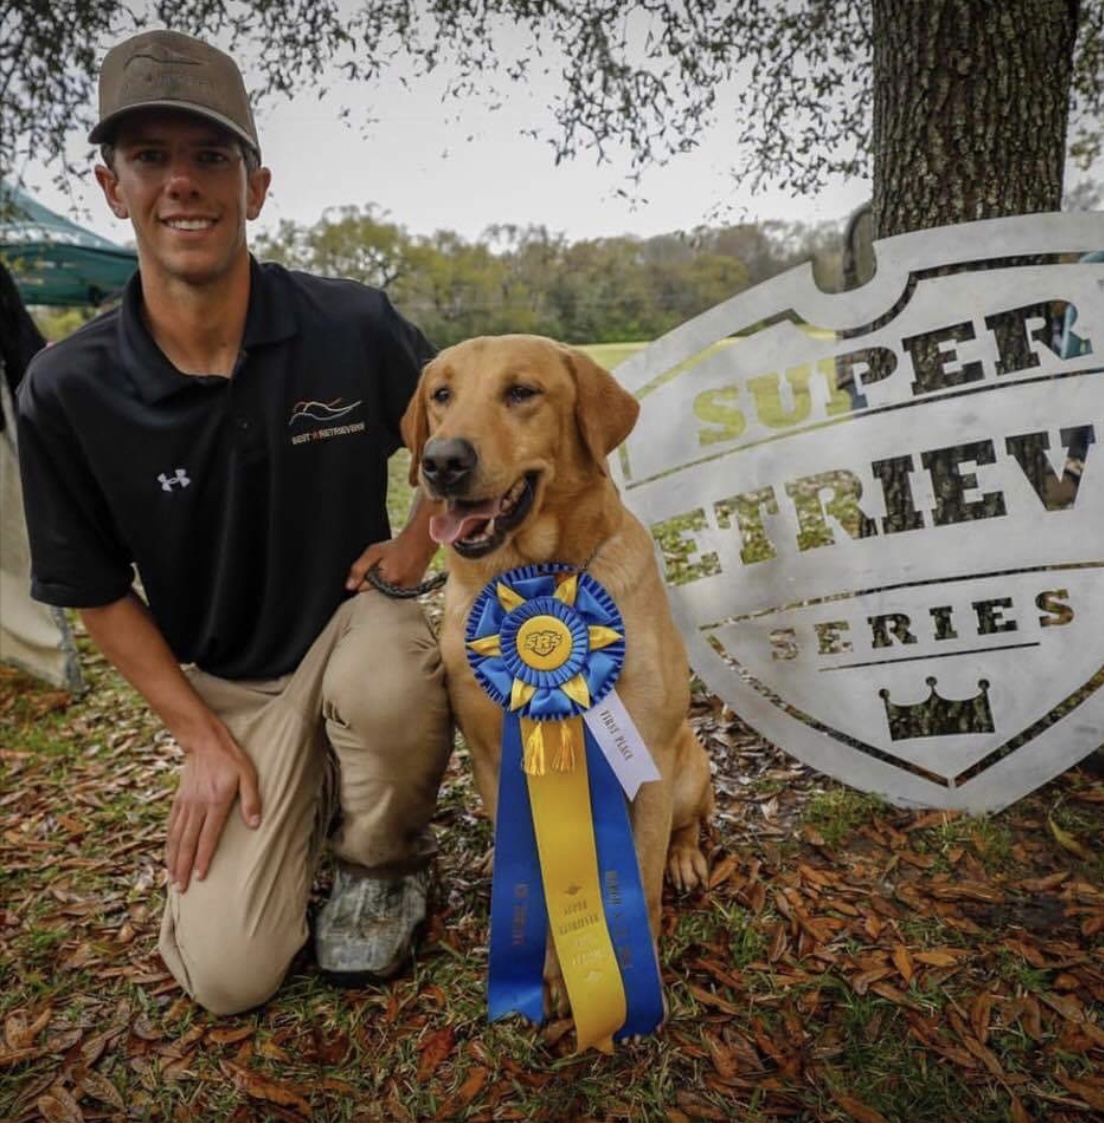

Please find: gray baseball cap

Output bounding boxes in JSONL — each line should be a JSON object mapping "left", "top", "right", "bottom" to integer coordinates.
{"left": 89, "top": 29, "right": 260, "bottom": 159}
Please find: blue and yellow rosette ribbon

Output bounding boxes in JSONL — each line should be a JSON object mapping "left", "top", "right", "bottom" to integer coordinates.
{"left": 465, "top": 563, "right": 664, "bottom": 1052}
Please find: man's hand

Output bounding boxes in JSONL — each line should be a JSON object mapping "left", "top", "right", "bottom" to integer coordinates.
{"left": 346, "top": 533, "right": 435, "bottom": 592}
{"left": 165, "top": 736, "right": 261, "bottom": 892}
{"left": 346, "top": 489, "right": 440, "bottom": 592}
{"left": 79, "top": 594, "right": 264, "bottom": 894}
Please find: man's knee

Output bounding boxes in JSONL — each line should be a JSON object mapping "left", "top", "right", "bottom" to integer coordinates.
{"left": 160, "top": 907, "right": 304, "bottom": 1016}
{"left": 323, "top": 609, "right": 449, "bottom": 742}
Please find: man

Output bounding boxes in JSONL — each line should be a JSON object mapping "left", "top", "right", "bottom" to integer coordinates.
{"left": 16, "top": 29, "right": 452, "bottom": 1015}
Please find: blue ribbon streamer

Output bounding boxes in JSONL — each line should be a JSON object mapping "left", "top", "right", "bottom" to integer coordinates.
{"left": 487, "top": 713, "right": 548, "bottom": 1023}
{"left": 586, "top": 724, "right": 665, "bottom": 1038}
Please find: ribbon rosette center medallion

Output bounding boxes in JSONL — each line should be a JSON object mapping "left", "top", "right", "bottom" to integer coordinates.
{"left": 465, "top": 564, "right": 663, "bottom": 1052}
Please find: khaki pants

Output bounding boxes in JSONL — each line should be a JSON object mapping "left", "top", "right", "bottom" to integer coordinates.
{"left": 158, "top": 591, "right": 452, "bottom": 1015}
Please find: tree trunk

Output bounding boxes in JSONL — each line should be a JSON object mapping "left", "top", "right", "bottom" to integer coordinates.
{"left": 871, "top": 0, "right": 1080, "bottom": 238}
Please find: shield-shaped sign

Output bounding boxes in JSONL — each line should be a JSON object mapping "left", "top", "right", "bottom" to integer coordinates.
{"left": 612, "top": 214, "right": 1104, "bottom": 812}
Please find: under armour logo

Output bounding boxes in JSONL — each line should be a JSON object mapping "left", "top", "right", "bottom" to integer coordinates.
{"left": 158, "top": 469, "right": 191, "bottom": 492}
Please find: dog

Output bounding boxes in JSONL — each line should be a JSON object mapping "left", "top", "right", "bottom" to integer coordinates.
{"left": 401, "top": 334, "right": 715, "bottom": 1019}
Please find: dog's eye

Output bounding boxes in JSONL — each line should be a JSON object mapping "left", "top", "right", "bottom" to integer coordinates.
{"left": 430, "top": 386, "right": 451, "bottom": 405}
{"left": 506, "top": 384, "right": 539, "bottom": 405}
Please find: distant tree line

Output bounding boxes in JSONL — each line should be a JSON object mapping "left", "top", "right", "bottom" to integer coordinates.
{"left": 253, "top": 208, "right": 845, "bottom": 347}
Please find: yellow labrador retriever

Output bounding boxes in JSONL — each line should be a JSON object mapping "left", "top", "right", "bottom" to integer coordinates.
{"left": 402, "top": 334, "right": 714, "bottom": 1016}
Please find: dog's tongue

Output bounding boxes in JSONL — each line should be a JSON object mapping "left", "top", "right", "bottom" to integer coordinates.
{"left": 429, "top": 498, "right": 501, "bottom": 545}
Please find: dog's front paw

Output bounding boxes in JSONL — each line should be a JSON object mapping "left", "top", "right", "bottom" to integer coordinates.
{"left": 667, "top": 827, "right": 709, "bottom": 892}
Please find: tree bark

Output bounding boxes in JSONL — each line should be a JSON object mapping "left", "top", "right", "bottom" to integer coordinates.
{"left": 871, "top": 0, "right": 1080, "bottom": 237}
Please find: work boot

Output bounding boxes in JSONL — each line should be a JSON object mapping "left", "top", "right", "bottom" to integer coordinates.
{"left": 315, "top": 863, "right": 428, "bottom": 985}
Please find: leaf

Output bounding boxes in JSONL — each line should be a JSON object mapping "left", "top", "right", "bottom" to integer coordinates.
{"left": 207, "top": 1026, "right": 255, "bottom": 1046}
{"left": 0, "top": 1046, "right": 45, "bottom": 1069}
{"left": 970, "top": 993, "right": 994, "bottom": 1045}
{"left": 768, "top": 920, "right": 788, "bottom": 962}
{"left": 962, "top": 1034, "right": 1005, "bottom": 1078}
{"left": 415, "top": 1027, "right": 455, "bottom": 1082}
{"left": 4, "top": 1006, "right": 51, "bottom": 1051}
{"left": 1048, "top": 816, "right": 1093, "bottom": 860}
{"left": 222, "top": 1060, "right": 312, "bottom": 1115}
{"left": 851, "top": 967, "right": 894, "bottom": 995}
{"left": 1020, "top": 871, "right": 1069, "bottom": 892}
{"left": 675, "top": 1091, "right": 727, "bottom": 1121}
{"left": 73, "top": 1065, "right": 126, "bottom": 1111}
{"left": 832, "top": 1092, "right": 888, "bottom": 1122}
{"left": 913, "top": 949, "right": 963, "bottom": 967}
{"left": 891, "top": 944, "right": 913, "bottom": 985}
{"left": 130, "top": 1015, "right": 162, "bottom": 1041}
{"left": 926, "top": 881, "right": 1004, "bottom": 903}
{"left": 708, "top": 853, "right": 741, "bottom": 888}
{"left": 688, "top": 983, "right": 742, "bottom": 1016}
{"left": 1039, "top": 991, "right": 1085, "bottom": 1022}
{"left": 38, "top": 1086, "right": 84, "bottom": 1122}
{"left": 869, "top": 981, "right": 918, "bottom": 1009}
{"left": 1057, "top": 1072, "right": 1104, "bottom": 1113}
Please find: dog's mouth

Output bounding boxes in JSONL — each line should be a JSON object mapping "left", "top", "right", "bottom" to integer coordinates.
{"left": 428, "top": 472, "right": 539, "bottom": 558}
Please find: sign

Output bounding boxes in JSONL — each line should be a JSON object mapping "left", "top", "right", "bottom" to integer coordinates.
{"left": 612, "top": 214, "right": 1104, "bottom": 812}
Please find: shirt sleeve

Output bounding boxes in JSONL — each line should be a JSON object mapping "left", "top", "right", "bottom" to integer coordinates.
{"left": 374, "top": 291, "right": 436, "bottom": 449}
{"left": 16, "top": 364, "right": 135, "bottom": 608}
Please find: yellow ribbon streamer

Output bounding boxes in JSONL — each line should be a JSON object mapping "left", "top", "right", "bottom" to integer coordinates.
{"left": 523, "top": 716, "right": 627, "bottom": 1053}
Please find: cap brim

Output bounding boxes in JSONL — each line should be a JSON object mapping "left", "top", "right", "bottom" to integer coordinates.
{"left": 89, "top": 100, "right": 260, "bottom": 159}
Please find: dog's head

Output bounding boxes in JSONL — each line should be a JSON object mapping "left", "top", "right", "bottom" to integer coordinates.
{"left": 401, "top": 334, "right": 640, "bottom": 560}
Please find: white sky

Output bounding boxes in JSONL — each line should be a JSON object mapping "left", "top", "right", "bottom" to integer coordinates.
{"left": 14, "top": 32, "right": 872, "bottom": 248}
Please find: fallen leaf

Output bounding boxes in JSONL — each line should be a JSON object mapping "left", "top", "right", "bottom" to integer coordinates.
{"left": 869, "top": 981, "right": 917, "bottom": 1008}
{"left": 708, "top": 853, "right": 741, "bottom": 888}
{"left": 851, "top": 966, "right": 895, "bottom": 995}
{"left": 222, "top": 1061, "right": 312, "bottom": 1115}
{"left": 1057, "top": 1072, "right": 1104, "bottom": 1112}
{"left": 1020, "top": 871, "right": 1070, "bottom": 892}
{"left": 688, "top": 983, "right": 743, "bottom": 1015}
{"left": 768, "top": 920, "right": 788, "bottom": 962}
{"left": 962, "top": 1034, "right": 1004, "bottom": 1078}
{"left": 1048, "top": 816, "right": 1093, "bottom": 861}
{"left": 927, "top": 881, "right": 1004, "bottom": 903}
{"left": 891, "top": 944, "right": 913, "bottom": 985}
{"left": 38, "top": 1086, "right": 84, "bottom": 1122}
{"left": 832, "top": 1092, "right": 888, "bottom": 1122}
{"left": 970, "top": 992, "right": 994, "bottom": 1045}
{"left": 913, "top": 949, "right": 963, "bottom": 967}
{"left": 1009, "top": 1093, "right": 1032, "bottom": 1122}
{"left": 208, "top": 1026, "right": 255, "bottom": 1046}
{"left": 5, "top": 1006, "right": 51, "bottom": 1051}
{"left": 72, "top": 1065, "right": 126, "bottom": 1111}
{"left": 415, "top": 1027, "right": 455, "bottom": 1082}
{"left": 1040, "top": 991, "right": 1084, "bottom": 1022}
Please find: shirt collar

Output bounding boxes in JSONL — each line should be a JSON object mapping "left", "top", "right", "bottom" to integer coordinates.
{"left": 118, "top": 256, "right": 298, "bottom": 403}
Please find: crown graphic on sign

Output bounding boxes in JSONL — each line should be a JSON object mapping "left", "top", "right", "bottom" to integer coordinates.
{"left": 879, "top": 677, "right": 994, "bottom": 741}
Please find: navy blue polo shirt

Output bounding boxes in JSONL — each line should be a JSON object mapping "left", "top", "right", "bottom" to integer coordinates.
{"left": 16, "top": 259, "right": 433, "bottom": 679}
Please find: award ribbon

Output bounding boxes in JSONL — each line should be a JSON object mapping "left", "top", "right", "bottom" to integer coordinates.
{"left": 465, "top": 564, "right": 664, "bottom": 1052}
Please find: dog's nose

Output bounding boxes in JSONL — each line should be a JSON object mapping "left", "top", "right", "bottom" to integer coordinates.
{"left": 422, "top": 437, "right": 478, "bottom": 492}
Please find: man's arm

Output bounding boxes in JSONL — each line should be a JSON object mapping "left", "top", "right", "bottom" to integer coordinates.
{"left": 80, "top": 592, "right": 261, "bottom": 891}
{"left": 345, "top": 487, "right": 440, "bottom": 592}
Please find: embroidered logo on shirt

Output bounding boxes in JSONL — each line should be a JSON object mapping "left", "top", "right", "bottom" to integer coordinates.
{"left": 158, "top": 469, "right": 191, "bottom": 492}
{"left": 288, "top": 397, "right": 366, "bottom": 446}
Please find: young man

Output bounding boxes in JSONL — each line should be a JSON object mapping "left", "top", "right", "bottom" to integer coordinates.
{"left": 16, "top": 29, "right": 453, "bottom": 1015}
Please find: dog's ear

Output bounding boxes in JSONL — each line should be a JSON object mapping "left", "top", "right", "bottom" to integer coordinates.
{"left": 400, "top": 375, "right": 431, "bottom": 488}
{"left": 560, "top": 345, "right": 640, "bottom": 476}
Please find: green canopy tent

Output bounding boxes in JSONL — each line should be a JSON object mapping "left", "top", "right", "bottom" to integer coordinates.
{"left": 0, "top": 180, "right": 136, "bottom": 307}
{"left": 0, "top": 180, "right": 133, "bottom": 693}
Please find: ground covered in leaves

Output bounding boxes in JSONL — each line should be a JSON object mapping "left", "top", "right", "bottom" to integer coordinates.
{"left": 4, "top": 633, "right": 1104, "bottom": 1122}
